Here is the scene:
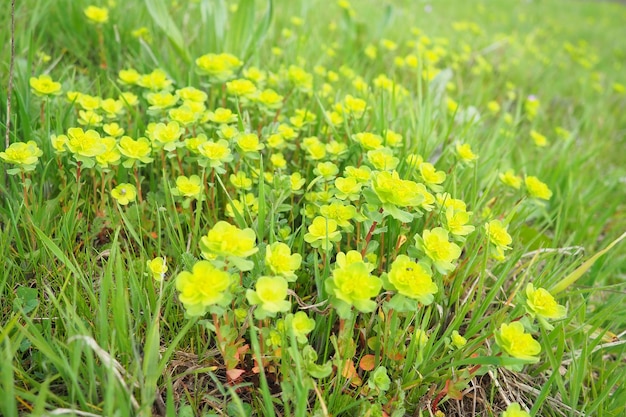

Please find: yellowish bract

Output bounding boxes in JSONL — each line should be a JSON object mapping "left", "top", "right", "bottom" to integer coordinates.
{"left": 387, "top": 255, "right": 437, "bottom": 303}
{"left": 496, "top": 322, "right": 541, "bottom": 362}
{"left": 176, "top": 260, "right": 232, "bottom": 316}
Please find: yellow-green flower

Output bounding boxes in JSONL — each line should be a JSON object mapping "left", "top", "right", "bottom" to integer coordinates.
{"left": 207, "top": 107, "right": 238, "bottom": 124}
{"left": 174, "top": 175, "right": 203, "bottom": 198}
{"left": 111, "top": 183, "right": 137, "bottom": 205}
{"left": 176, "top": 260, "right": 233, "bottom": 316}
{"left": 226, "top": 78, "right": 257, "bottom": 98}
{"left": 304, "top": 216, "right": 342, "bottom": 251}
{"left": 29, "top": 74, "right": 62, "bottom": 97}
{"left": 147, "top": 257, "right": 168, "bottom": 282}
{"left": 66, "top": 127, "right": 107, "bottom": 158}
{"left": 149, "top": 121, "right": 184, "bottom": 152}
{"left": 501, "top": 403, "right": 530, "bottom": 417}
{"left": 0, "top": 141, "right": 43, "bottom": 171}
{"left": 530, "top": 130, "right": 548, "bottom": 147}
{"left": 195, "top": 53, "right": 242, "bottom": 81}
{"left": 525, "top": 176, "right": 552, "bottom": 200}
{"left": 353, "top": 132, "right": 383, "bottom": 150}
{"left": 445, "top": 208, "right": 475, "bottom": 237}
{"left": 319, "top": 202, "right": 357, "bottom": 230}
{"left": 287, "top": 312, "right": 316, "bottom": 343}
{"left": 485, "top": 220, "right": 512, "bottom": 260}
{"left": 415, "top": 228, "right": 462, "bottom": 274}
{"left": 496, "top": 322, "right": 541, "bottom": 362}
{"left": 236, "top": 133, "right": 265, "bottom": 154}
{"left": 419, "top": 162, "right": 446, "bottom": 192}
{"left": 84, "top": 5, "right": 109, "bottom": 24}
{"left": 77, "top": 110, "right": 103, "bottom": 127}
{"left": 499, "top": 169, "right": 522, "bottom": 189}
{"left": 367, "top": 147, "right": 399, "bottom": 171}
{"left": 265, "top": 242, "right": 302, "bottom": 281}
{"left": 146, "top": 91, "right": 179, "bottom": 111}
{"left": 326, "top": 254, "right": 382, "bottom": 318}
{"left": 372, "top": 170, "right": 424, "bottom": 208}
{"left": 118, "top": 68, "right": 141, "bottom": 85}
{"left": 255, "top": 89, "right": 283, "bottom": 109}
{"left": 451, "top": 330, "right": 467, "bottom": 348}
{"left": 386, "top": 255, "right": 437, "bottom": 303}
{"left": 103, "top": 123, "right": 124, "bottom": 138}
{"left": 334, "top": 177, "right": 362, "bottom": 201}
{"left": 526, "top": 284, "right": 566, "bottom": 321}
{"left": 96, "top": 136, "right": 121, "bottom": 168}
{"left": 137, "top": 69, "right": 173, "bottom": 91}
{"left": 246, "top": 276, "right": 291, "bottom": 318}
{"left": 197, "top": 139, "right": 233, "bottom": 168}
{"left": 455, "top": 143, "right": 478, "bottom": 163}
{"left": 177, "top": 87, "right": 208, "bottom": 102}
{"left": 51, "top": 134, "right": 68, "bottom": 154}
{"left": 199, "top": 221, "right": 258, "bottom": 261}
{"left": 118, "top": 136, "right": 153, "bottom": 167}
{"left": 314, "top": 161, "right": 340, "bottom": 181}
{"left": 290, "top": 172, "right": 306, "bottom": 192}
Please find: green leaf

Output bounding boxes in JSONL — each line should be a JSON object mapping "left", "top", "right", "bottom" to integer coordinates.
{"left": 14, "top": 287, "right": 39, "bottom": 314}
{"left": 144, "top": 0, "right": 191, "bottom": 63}
{"left": 550, "top": 232, "right": 626, "bottom": 294}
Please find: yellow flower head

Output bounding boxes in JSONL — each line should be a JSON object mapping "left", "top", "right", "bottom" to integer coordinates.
{"left": 66, "top": 127, "right": 107, "bottom": 158}
{"left": 137, "top": 69, "right": 173, "bottom": 91}
{"left": 525, "top": 176, "right": 552, "bottom": 200}
{"left": 236, "top": 133, "right": 265, "bottom": 154}
{"left": 84, "top": 5, "right": 109, "bottom": 24}
{"left": 485, "top": 220, "right": 512, "bottom": 260}
{"left": 118, "top": 136, "right": 153, "bottom": 165}
{"left": 110, "top": 183, "right": 137, "bottom": 205}
{"left": 416, "top": 227, "right": 462, "bottom": 274}
{"left": 334, "top": 176, "right": 363, "bottom": 201}
{"left": 387, "top": 255, "right": 437, "bottom": 303}
{"left": 372, "top": 171, "right": 424, "bottom": 208}
{"left": 96, "top": 137, "right": 121, "bottom": 168}
{"left": 175, "top": 175, "right": 203, "bottom": 198}
{"left": 304, "top": 216, "right": 342, "bottom": 251}
{"left": 530, "top": 130, "right": 548, "bottom": 147}
{"left": 501, "top": 403, "right": 531, "bottom": 417}
{"left": 451, "top": 330, "right": 467, "bottom": 348}
{"left": 326, "top": 256, "right": 382, "bottom": 317}
{"left": 367, "top": 147, "right": 399, "bottom": 171}
{"left": 288, "top": 312, "right": 316, "bottom": 343}
{"left": 265, "top": 242, "right": 302, "bottom": 281}
{"left": 320, "top": 202, "right": 357, "bottom": 229}
{"left": 118, "top": 68, "right": 141, "bottom": 85}
{"left": 195, "top": 53, "right": 242, "bottom": 81}
{"left": 496, "top": 322, "right": 541, "bottom": 362}
{"left": 199, "top": 221, "right": 258, "bottom": 260}
{"left": 207, "top": 107, "right": 238, "bottom": 124}
{"left": 149, "top": 121, "right": 184, "bottom": 151}
{"left": 29, "top": 74, "right": 62, "bottom": 97}
{"left": 246, "top": 276, "right": 291, "bottom": 318}
{"left": 147, "top": 257, "right": 168, "bottom": 282}
{"left": 499, "top": 169, "right": 522, "bottom": 189}
{"left": 455, "top": 143, "right": 478, "bottom": 162}
{"left": 176, "top": 260, "right": 232, "bottom": 316}
{"left": 226, "top": 78, "right": 257, "bottom": 98}
{"left": 445, "top": 208, "right": 475, "bottom": 237}
{"left": 197, "top": 139, "right": 233, "bottom": 168}
{"left": 0, "top": 141, "right": 43, "bottom": 170}
{"left": 353, "top": 132, "right": 383, "bottom": 150}
{"left": 419, "top": 162, "right": 446, "bottom": 192}
{"left": 525, "top": 284, "right": 566, "bottom": 320}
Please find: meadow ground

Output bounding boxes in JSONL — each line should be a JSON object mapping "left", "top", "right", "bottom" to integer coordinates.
{"left": 1, "top": 0, "right": 625, "bottom": 416}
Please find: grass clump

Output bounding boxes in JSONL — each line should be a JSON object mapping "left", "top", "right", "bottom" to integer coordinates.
{"left": 1, "top": 0, "right": 626, "bottom": 416}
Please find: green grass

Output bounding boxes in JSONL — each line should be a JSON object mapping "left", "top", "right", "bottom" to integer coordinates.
{"left": 1, "top": 0, "right": 626, "bottom": 416}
